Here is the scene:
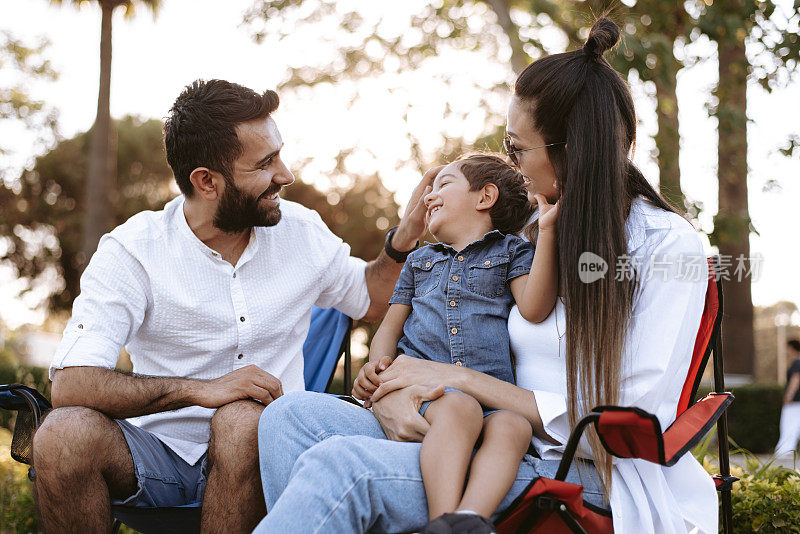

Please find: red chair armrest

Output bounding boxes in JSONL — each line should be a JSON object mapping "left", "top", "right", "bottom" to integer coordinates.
{"left": 593, "top": 393, "right": 733, "bottom": 466}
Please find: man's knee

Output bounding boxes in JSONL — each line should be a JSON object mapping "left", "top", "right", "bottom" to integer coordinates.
{"left": 33, "top": 406, "right": 112, "bottom": 464}
{"left": 209, "top": 400, "right": 264, "bottom": 463}
{"left": 211, "top": 399, "right": 264, "bottom": 437}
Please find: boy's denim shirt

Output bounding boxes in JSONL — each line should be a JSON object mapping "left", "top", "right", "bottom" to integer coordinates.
{"left": 389, "top": 230, "right": 534, "bottom": 384}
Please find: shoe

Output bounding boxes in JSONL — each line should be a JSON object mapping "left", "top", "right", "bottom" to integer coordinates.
{"left": 421, "top": 513, "right": 497, "bottom": 534}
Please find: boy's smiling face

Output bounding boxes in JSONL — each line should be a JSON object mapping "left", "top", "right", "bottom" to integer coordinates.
{"left": 424, "top": 161, "right": 489, "bottom": 245}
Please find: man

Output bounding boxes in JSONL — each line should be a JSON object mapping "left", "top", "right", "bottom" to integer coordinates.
{"left": 776, "top": 339, "right": 800, "bottom": 456}
{"left": 32, "top": 79, "right": 434, "bottom": 533}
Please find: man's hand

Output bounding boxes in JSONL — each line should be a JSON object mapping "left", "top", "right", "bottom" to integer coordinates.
{"left": 195, "top": 365, "right": 283, "bottom": 408}
{"left": 371, "top": 384, "right": 446, "bottom": 442}
{"left": 352, "top": 356, "right": 394, "bottom": 402}
{"left": 392, "top": 165, "right": 444, "bottom": 251}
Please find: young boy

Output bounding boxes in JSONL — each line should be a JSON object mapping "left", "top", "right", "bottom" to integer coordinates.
{"left": 352, "top": 153, "right": 560, "bottom": 531}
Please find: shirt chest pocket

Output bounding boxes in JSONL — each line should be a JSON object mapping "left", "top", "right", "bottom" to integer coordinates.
{"left": 467, "top": 255, "right": 509, "bottom": 298}
{"left": 411, "top": 256, "right": 448, "bottom": 297}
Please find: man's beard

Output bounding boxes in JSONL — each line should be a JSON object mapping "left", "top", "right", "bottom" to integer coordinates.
{"left": 213, "top": 178, "right": 282, "bottom": 233}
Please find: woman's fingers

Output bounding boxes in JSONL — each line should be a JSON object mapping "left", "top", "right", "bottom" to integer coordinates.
{"left": 371, "top": 377, "right": 407, "bottom": 403}
{"left": 352, "top": 380, "right": 372, "bottom": 400}
{"left": 406, "top": 413, "right": 431, "bottom": 441}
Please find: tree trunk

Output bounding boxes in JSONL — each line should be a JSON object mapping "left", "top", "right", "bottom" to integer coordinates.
{"left": 653, "top": 57, "right": 684, "bottom": 209}
{"left": 80, "top": 0, "right": 116, "bottom": 269}
{"left": 484, "top": 0, "right": 528, "bottom": 74}
{"left": 715, "top": 33, "right": 754, "bottom": 377}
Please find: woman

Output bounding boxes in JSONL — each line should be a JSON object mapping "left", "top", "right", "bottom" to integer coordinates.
{"left": 253, "top": 17, "right": 717, "bottom": 534}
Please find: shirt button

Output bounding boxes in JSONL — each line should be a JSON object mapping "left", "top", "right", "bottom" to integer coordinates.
{"left": 78, "top": 324, "right": 84, "bottom": 329}
{"left": 240, "top": 316, "right": 246, "bottom": 322}
{"left": 451, "top": 327, "right": 458, "bottom": 335}
{"left": 237, "top": 353, "right": 243, "bottom": 359}
{"left": 455, "top": 361, "right": 463, "bottom": 366}
{"left": 457, "top": 256, "right": 464, "bottom": 262}
{"left": 450, "top": 300, "right": 456, "bottom": 307}
{"left": 425, "top": 262, "right": 431, "bottom": 268}
{"left": 233, "top": 272, "right": 237, "bottom": 278}
{"left": 484, "top": 260, "right": 491, "bottom": 266}
{"left": 451, "top": 275, "right": 459, "bottom": 282}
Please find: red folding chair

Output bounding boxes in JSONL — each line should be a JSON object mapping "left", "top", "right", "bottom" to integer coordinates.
{"left": 495, "top": 256, "right": 737, "bottom": 534}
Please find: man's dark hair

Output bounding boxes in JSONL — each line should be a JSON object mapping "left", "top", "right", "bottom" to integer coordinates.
{"left": 457, "top": 153, "right": 534, "bottom": 235}
{"left": 789, "top": 339, "right": 800, "bottom": 352}
{"left": 164, "top": 79, "right": 280, "bottom": 197}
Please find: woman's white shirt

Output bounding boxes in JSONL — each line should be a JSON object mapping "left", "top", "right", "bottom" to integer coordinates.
{"left": 509, "top": 197, "right": 717, "bottom": 534}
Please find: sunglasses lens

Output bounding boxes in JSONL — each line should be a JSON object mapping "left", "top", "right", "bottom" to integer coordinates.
{"left": 503, "top": 137, "right": 518, "bottom": 166}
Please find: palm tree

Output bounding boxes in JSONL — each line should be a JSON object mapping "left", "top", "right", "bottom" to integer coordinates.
{"left": 50, "top": 0, "right": 161, "bottom": 269}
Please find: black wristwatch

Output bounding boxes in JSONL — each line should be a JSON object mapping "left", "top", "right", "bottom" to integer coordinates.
{"left": 384, "top": 226, "right": 420, "bottom": 263}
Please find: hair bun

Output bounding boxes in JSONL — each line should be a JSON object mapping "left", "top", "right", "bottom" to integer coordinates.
{"left": 583, "top": 17, "right": 620, "bottom": 59}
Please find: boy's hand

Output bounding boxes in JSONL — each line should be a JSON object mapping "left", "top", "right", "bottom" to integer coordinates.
{"left": 352, "top": 356, "right": 394, "bottom": 402}
{"left": 534, "top": 194, "right": 559, "bottom": 233}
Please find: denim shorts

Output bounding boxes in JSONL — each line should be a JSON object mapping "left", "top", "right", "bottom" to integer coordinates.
{"left": 112, "top": 419, "right": 207, "bottom": 508}
{"left": 419, "top": 387, "right": 500, "bottom": 418}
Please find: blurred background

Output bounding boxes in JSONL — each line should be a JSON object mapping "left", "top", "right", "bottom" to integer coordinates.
{"left": 1, "top": 0, "right": 799, "bottom": 479}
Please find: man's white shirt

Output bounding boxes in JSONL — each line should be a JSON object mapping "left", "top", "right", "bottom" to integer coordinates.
{"left": 50, "top": 196, "right": 370, "bottom": 464}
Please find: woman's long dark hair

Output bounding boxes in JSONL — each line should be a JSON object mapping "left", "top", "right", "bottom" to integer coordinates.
{"left": 514, "top": 17, "right": 678, "bottom": 495}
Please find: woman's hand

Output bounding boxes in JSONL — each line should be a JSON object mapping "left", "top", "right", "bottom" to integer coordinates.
{"left": 371, "top": 384, "right": 446, "bottom": 441}
{"left": 370, "top": 354, "right": 460, "bottom": 403}
{"left": 352, "top": 356, "right": 394, "bottom": 402}
{"left": 534, "top": 193, "right": 559, "bottom": 233}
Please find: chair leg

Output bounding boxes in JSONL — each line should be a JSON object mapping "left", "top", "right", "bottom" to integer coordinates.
{"left": 111, "top": 519, "right": 122, "bottom": 533}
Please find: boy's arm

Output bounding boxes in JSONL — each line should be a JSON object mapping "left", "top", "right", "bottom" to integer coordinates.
{"left": 510, "top": 195, "right": 559, "bottom": 324}
{"left": 510, "top": 229, "right": 557, "bottom": 323}
{"left": 369, "top": 303, "right": 412, "bottom": 363}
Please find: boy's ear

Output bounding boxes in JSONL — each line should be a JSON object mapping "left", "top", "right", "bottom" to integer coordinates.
{"left": 475, "top": 183, "right": 499, "bottom": 212}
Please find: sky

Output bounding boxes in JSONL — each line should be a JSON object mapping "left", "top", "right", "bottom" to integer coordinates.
{"left": 0, "top": 0, "right": 799, "bottom": 329}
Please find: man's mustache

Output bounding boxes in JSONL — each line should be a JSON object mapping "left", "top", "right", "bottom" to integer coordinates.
{"left": 258, "top": 184, "right": 282, "bottom": 200}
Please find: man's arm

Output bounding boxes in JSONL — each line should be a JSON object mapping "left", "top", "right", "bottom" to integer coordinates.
{"left": 51, "top": 364, "right": 283, "bottom": 419}
{"left": 361, "top": 166, "right": 442, "bottom": 321}
{"left": 784, "top": 372, "right": 800, "bottom": 405}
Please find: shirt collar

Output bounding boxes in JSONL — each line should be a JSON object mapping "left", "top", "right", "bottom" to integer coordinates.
{"left": 172, "top": 196, "right": 260, "bottom": 267}
{"left": 425, "top": 229, "right": 505, "bottom": 254}
{"left": 625, "top": 196, "right": 675, "bottom": 253}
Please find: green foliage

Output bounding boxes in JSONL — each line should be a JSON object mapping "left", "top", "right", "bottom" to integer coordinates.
{"left": 699, "top": 383, "right": 783, "bottom": 453}
{"left": 713, "top": 452, "right": 800, "bottom": 533}
{"left": 0, "top": 361, "right": 51, "bottom": 431}
{"left": 0, "top": 116, "right": 176, "bottom": 312}
{"left": 0, "top": 30, "right": 58, "bottom": 176}
{"left": 0, "top": 428, "right": 41, "bottom": 534}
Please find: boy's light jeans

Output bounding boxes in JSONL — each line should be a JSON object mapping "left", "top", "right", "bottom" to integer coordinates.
{"left": 253, "top": 391, "right": 607, "bottom": 534}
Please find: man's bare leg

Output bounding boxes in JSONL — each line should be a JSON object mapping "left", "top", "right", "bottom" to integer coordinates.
{"left": 201, "top": 399, "right": 266, "bottom": 533}
{"left": 32, "top": 406, "right": 138, "bottom": 533}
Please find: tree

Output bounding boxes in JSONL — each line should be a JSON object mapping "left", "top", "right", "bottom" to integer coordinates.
{"left": 48, "top": 0, "right": 161, "bottom": 270}
{"left": 246, "top": 1, "right": 699, "bottom": 209}
{"left": 692, "top": 0, "right": 800, "bottom": 376}
{"left": 0, "top": 116, "right": 400, "bottom": 313}
{"left": 0, "top": 31, "right": 58, "bottom": 179}
{"left": 0, "top": 116, "right": 175, "bottom": 312}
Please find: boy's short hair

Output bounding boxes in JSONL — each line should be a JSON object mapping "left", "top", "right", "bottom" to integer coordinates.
{"left": 457, "top": 153, "right": 534, "bottom": 235}
{"left": 789, "top": 339, "right": 800, "bottom": 352}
